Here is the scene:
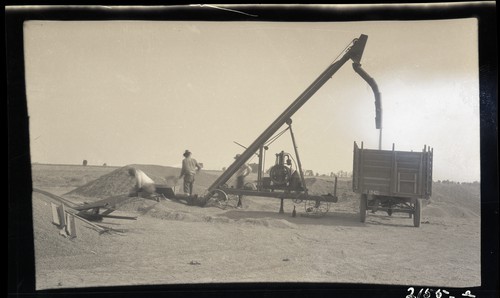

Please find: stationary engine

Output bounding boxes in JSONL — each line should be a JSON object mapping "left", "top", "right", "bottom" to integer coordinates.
{"left": 269, "top": 151, "right": 292, "bottom": 185}
{"left": 264, "top": 151, "right": 303, "bottom": 191}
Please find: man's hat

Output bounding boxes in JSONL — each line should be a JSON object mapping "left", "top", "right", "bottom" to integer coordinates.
{"left": 183, "top": 150, "right": 191, "bottom": 157}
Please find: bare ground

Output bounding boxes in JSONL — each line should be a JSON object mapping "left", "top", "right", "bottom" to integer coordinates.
{"left": 31, "top": 164, "right": 481, "bottom": 290}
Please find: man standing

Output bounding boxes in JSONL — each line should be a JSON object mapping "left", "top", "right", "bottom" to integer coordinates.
{"left": 234, "top": 154, "right": 253, "bottom": 208}
{"left": 128, "top": 167, "right": 156, "bottom": 198}
{"left": 179, "top": 150, "right": 202, "bottom": 196}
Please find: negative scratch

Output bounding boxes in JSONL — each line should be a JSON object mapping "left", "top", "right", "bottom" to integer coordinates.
{"left": 194, "top": 4, "right": 259, "bottom": 18}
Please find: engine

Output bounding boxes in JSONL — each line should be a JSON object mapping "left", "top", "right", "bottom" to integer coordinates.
{"left": 264, "top": 151, "right": 303, "bottom": 191}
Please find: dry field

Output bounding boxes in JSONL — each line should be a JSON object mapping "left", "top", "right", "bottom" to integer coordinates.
{"left": 31, "top": 164, "right": 481, "bottom": 290}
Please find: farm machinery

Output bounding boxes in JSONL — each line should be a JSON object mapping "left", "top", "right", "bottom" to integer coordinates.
{"left": 352, "top": 142, "right": 433, "bottom": 227}
{"left": 201, "top": 34, "right": 383, "bottom": 216}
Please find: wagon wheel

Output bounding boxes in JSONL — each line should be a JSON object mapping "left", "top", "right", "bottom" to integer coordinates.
{"left": 413, "top": 199, "right": 421, "bottom": 227}
{"left": 359, "top": 194, "right": 367, "bottom": 222}
{"left": 304, "top": 199, "right": 330, "bottom": 217}
{"left": 210, "top": 189, "right": 229, "bottom": 209}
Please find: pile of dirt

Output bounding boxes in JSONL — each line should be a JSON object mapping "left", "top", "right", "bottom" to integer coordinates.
{"left": 418, "top": 182, "right": 480, "bottom": 219}
{"left": 430, "top": 182, "right": 480, "bottom": 216}
{"left": 65, "top": 165, "right": 355, "bottom": 206}
{"left": 105, "top": 196, "right": 299, "bottom": 229}
{"left": 66, "top": 164, "right": 219, "bottom": 199}
{"left": 237, "top": 217, "right": 298, "bottom": 229}
{"left": 423, "top": 201, "right": 479, "bottom": 218}
{"left": 304, "top": 177, "right": 356, "bottom": 203}
{"left": 304, "top": 178, "right": 336, "bottom": 195}
{"left": 31, "top": 164, "right": 118, "bottom": 189}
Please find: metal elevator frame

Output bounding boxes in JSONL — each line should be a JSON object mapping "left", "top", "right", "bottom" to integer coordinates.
{"left": 205, "top": 34, "right": 381, "bottom": 202}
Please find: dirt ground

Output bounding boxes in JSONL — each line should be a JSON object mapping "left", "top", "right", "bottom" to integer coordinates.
{"left": 31, "top": 164, "right": 481, "bottom": 290}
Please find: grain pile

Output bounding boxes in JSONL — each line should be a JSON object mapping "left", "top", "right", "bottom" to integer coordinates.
{"left": 66, "top": 165, "right": 347, "bottom": 200}
{"left": 62, "top": 164, "right": 480, "bottom": 220}
{"left": 65, "top": 164, "right": 219, "bottom": 199}
{"left": 304, "top": 177, "right": 354, "bottom": 200}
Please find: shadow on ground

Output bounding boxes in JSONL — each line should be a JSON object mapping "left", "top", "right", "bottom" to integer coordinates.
{"left": 222, "top": 209, "right": 367, "bottom": 228}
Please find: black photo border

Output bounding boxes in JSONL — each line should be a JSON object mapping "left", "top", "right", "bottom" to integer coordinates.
{"left": 7, "top": 3, "right": 498, "bottom": 298}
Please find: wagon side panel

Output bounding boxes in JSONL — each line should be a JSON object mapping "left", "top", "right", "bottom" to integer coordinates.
{"left": 356, "top": 149, "right": 393, "bottom": 195}
{"left": 353, "top": 146, "right": 432, "bottom": 199}
{"left": 394, "top": 151, "right": 422, "bottom": 196}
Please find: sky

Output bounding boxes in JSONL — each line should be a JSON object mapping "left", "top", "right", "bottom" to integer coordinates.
{"left": 24, "top": 19, "right": 480, "bottom": 182}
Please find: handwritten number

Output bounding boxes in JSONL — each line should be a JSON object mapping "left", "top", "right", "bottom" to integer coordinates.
{"left": 435, "top": 289, "right": 442, "bottom": 298}
{"left": 423, "top": 288, "right": 431, "bottom": 298}
{"left": 417, "top": 288, "right": 424, "bottom": 298}
{"left": 406, "top": 287, "right": 473, "bottom": 298}
{"left": 406, "top": 287, "right": 416, "bottom": 298}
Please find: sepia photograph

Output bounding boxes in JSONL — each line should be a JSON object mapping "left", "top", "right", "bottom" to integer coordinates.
{"left": 7, "top": 3, "right": 497, "bottom": 298}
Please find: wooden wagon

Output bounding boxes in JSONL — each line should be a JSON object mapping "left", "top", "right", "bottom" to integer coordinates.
{"left": 352, "top": 142, "right": 433, "bottom": 227}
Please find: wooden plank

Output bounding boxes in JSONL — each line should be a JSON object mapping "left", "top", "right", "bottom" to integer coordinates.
{"left": 390, "top": 146, "right": 396, "bottom": 195}
{"left": 363, "top": 177, "right": 391, "bottom": 181}
{"left": 100, "top": 214, "right": 137, "bottom": 220}
{"left": 73, "top": 202, "right": 111, "bottom": 211}
{"left": 36, "top": 188, "right": 120, "bottom": 234}
{"left": 221, "top": 188, "right": 337, "bottom": 202}
{"left": 427, "top": 149, "right": 434, "bottom": 196}
{"left": 72, "top": 213, "right": 107, "bottom": 232}
{"left": 65, "top": 213, "right": 77, "bottom": 238}
{"left": 352, "top": 142, "right": 359, "bottom": 192}
{"left": 397, "top": 172, "right": 417, "bottom": 194}
{"left": 359, "top": 144, "right": 365, "bottom": 192}
{"left": 50, "top": 203, "right": 61, "bottom": 226}
{"left": 33, "top": 188, "right": 79, "bottom": 208}
{"left": 418, "top": 150, "right": 424, "bottom": 196}
{"left": 58, "top": 204, "right": 66, "bottom": 227}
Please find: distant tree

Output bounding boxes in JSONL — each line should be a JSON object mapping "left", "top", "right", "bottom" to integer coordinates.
{"left": 82, "top": 160, "right": 88, "bottom": 166}
{"left": 315, "top": 172, "right": 319, "bottom": 177}
{"left": 222, "top": 167, "right": 227, "bottom": 171}
{"left": 305, "top": 170, "right": 314, "bottom": 176}
{"left": 103, "top": 163, "right": 107, "bottom": 167}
